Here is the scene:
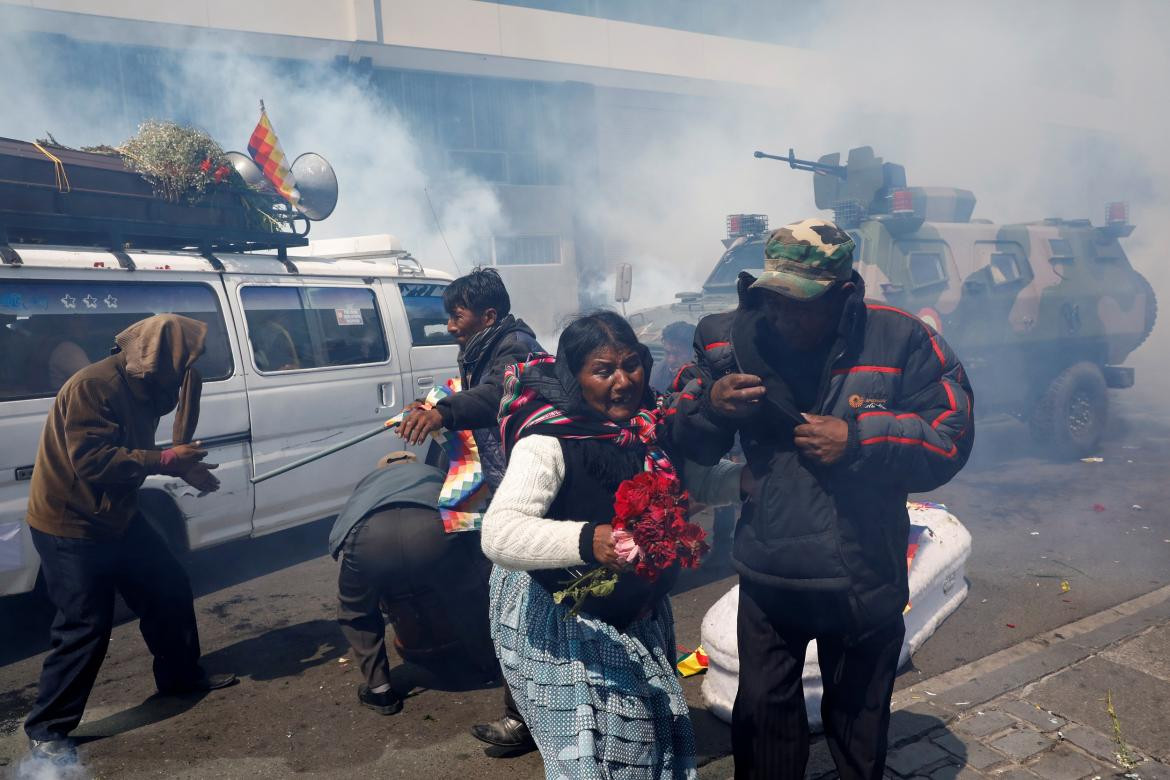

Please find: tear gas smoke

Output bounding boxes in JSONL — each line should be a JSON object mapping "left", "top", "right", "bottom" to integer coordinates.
{"left": 1, "top": 2, "right": 1166, "bottom": 374}
{"left": 0, "top": 9, "right": 503, "bottom": 278}
{"left": 12, "top": 754, "right": 91, "bottom": 780}
{"left": 590, "top": 0, "right": 1170, "bottom": 357}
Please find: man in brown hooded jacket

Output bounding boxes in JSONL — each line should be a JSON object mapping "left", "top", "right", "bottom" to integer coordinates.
{"left": 24, "top": 314, "right": 236, "bottom": 765}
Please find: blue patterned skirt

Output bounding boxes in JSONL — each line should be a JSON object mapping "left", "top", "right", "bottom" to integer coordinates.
{"left": 489, "top": 566, "right": 697, "bottom": 780}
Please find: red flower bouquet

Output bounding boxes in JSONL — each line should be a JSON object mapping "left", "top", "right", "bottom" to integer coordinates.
{"left": 553, "top": 470, "right": 709, "bottom": 617}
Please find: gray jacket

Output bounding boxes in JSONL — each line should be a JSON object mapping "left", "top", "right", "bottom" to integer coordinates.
{"left": 328, "top": 463, "right": 444, "bottom": 558}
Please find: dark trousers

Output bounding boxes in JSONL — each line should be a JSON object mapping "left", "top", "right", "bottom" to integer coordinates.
{"left": 713, "top": 505, "right": 736, "bottom": 549}
{"left": 732, "top": 580, "right": 905, "bottom": 780}
{"left": 336, "top": 506, "right": 496, "bottom": 690}
{"left": 25, "top": 518, "right": 202, "bottom": 741}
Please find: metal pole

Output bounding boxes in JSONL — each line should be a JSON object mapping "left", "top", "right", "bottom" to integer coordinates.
{"left": 249, "top": 418, "right": 401, "bottom": 484}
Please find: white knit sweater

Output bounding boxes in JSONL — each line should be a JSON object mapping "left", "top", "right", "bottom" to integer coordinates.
{"left": 480, "top": 434, "right": 744, "bottom": 571}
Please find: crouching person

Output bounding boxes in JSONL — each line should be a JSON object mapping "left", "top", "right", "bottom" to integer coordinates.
{"left": 24, "top": 314, "right": 236, "bottom": 766}
{"left": 330, "top": 451, "right": 496, "bottom": 715}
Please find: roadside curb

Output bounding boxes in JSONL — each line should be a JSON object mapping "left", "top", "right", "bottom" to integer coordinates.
{"left": 891, "top": 582, "right": 1170, "bottom": 718}
{"left": 697, "top": 584, "right": 1170, "bottom": 779}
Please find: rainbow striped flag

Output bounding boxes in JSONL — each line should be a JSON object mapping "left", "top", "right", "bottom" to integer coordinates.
{"left": 425, "top": 380, "right": 491, "bottom": 533}
{"left": 247, "top": 107, "right": 301, "bottom": 207}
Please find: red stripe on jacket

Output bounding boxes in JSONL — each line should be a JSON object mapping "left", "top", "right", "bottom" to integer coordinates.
{"left": 932, "top": 382, "right": 958, "bottom": 430}
{"left": 860, "top": 435, "right": 959, "bottom": 459}
{"left": 866, "top": 303, "right": 947, "bottom": 368}
{"left": 864, "top": 302, "right": 971, "bottom": 441}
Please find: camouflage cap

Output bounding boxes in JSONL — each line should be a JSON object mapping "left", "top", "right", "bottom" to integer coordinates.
{"left": 750, "top": 218, "right": 855, "bottom": 301}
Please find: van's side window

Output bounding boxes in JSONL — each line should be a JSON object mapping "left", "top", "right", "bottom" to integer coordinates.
{"left": 241, "top": 286, "right": 388, "bottom": 372}
{"left": 399, "top": 283, "right": 456, "bottom": 346}
{"left": 0, "top": 280, "right": 232, "bottom": 401}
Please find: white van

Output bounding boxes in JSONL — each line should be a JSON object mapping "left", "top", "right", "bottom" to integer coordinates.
{"left": 0, "top": 235, "right": 459, "bottom": 597}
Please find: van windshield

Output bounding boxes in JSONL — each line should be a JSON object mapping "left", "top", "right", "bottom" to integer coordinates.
{"left": 0, "top": 280, "right": 233, "bottom": 401}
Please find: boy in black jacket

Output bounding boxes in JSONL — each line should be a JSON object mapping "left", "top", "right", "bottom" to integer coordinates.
{"left": 667, "top": 219, "right": 974, "bottom": 780}
{"left": 397, "top": 267, "right": 541, "bottom": 752}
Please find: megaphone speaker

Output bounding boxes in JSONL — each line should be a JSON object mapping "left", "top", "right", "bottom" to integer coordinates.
{"left": 290, "top": 152, "right": 338, "bottom": 221}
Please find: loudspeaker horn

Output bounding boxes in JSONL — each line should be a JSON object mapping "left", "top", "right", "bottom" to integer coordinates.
{"left": 224, "top": 151, "right": 272, "bottom": 193}
{"left": 290, "top": 152, "right": 338, "bottom": 221}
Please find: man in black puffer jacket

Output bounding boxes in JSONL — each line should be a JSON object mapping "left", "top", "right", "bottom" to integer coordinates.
{"left": 398, "top": 266, "right": 542, "bottom": 754}
{"left": 667, "top": 219, "right": 973, "bottom": 780}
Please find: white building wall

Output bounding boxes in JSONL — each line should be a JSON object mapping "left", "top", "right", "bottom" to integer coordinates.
{"left": 0, "top": 0, "right": 1119, "bottom": 130}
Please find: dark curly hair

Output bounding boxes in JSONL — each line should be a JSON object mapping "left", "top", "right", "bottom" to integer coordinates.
{"left": 442, "top": 266, "right": 511, "bottom": 318}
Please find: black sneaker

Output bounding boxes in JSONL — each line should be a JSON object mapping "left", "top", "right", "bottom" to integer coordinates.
{"left": 359, "top": 684, "right": 404, "bottom": 715}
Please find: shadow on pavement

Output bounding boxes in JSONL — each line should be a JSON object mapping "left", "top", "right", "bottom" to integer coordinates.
{"left": 888, "top": 709, "right": 967, "bottom": 777}
{"left": 0, "top": 518, "right": 334, "bottom": 666}
{"left": 691, "top": 706, "right": 732, "bottom": 765}
{"left": 691, "top": 707, "right": 966, "bottom": 776}
{"left": 72, "top": 691, "right": 208, "bottom": 742}
{"left": 200, "top": 618, "right": 346, "bottom": 682}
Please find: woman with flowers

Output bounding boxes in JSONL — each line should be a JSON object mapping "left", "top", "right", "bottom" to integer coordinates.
{"left": 481, "top": 311, "right": 745, "bottom": 779}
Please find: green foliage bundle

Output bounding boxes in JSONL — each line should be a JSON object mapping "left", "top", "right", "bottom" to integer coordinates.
{"left": 118, "top": 120, "right": 231, "bottom": 203}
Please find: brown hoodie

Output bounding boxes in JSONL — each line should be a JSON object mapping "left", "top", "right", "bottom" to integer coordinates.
{"left": 26, "top": 314, "right": 208, "bottom": 539}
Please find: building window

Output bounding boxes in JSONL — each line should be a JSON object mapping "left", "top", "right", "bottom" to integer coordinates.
{"left": 240, "top": 286, "right": 388, "bottom": 372}
{"left": 0, "top": 280, "right": 232, "bottom": 401}
{"left": 449, "top": 150, "right": 508, "bottom": 183}
{"left": 494, "top": 236, "right": 561, "bottom": 266}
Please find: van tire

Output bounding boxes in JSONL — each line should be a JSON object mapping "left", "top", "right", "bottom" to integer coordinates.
{"left": 139, "top": 491, "right": 187, "bottom": 555}
{"left": 1029, "top": 362, "right": 1107, "bottom": 459}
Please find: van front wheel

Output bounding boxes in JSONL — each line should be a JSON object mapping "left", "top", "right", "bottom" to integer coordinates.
{"left": 1029, "top": 362, "right": 1107, "bottom": 459}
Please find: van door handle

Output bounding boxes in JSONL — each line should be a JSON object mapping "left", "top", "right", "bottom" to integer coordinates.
{"left": 416, "top": 376, "right": 434, "bottom": 387}
{"left": 377, "top": 382, "right": 396, "bottom": 409}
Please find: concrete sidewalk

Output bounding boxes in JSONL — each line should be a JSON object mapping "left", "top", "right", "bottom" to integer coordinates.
{"left": 699, "top": 583, "right": 1170, "bottom": 779}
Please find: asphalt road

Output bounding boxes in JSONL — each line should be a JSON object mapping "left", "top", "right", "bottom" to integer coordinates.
{"left": 1, "top": 390, "right": 1168, "bottom": 778}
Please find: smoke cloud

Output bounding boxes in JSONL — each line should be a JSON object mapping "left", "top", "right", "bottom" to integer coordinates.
{"left": 0, "top": 9, "right": 501, "bottom": 278}
{"left": 1, "top": 1, "right": 1166, "bottom": 368}
{"left": 12, "top": 754, "right": 91, "bottom": 780}
{"left": 593, "top": 1, "right": 1169, "bottom": 331}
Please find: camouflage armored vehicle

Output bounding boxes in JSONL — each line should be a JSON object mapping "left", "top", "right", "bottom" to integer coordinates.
{"left": 627, "top": 146, "right": 1156, "bottom": 458}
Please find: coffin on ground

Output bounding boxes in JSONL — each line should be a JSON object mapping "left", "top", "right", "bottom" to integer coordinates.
{"left": 700, "top": 501, "right": 972, "bottom": 728}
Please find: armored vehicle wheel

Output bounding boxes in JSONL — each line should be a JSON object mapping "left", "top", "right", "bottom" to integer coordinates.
{"left": 1029, "top": 362, "right": 1107, "bottom": 459}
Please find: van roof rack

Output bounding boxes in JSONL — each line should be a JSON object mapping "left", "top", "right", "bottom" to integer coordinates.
{"left": 0, "top": 210, "right": 308, "bottom": 269}
{"left": 0, "top": 136, "right": 308, "bottom": 270}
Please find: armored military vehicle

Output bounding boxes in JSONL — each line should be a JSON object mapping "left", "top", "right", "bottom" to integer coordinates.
{"left": 627, "top": 146, "right": 1156, "bottom": 458}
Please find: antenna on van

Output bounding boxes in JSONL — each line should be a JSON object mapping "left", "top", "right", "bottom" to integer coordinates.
{"left": 424, "top": 186, "right": 463, "bottom": 275}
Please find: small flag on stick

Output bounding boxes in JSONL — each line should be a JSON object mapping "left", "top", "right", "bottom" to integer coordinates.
{"left": 247, "top": 101, "right": 301, "bottom": 207}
